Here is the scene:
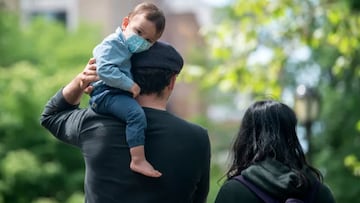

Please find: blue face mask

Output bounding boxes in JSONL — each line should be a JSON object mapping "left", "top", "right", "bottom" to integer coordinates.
{"left": 126, "top": 33, "right": 152, "bottom": 53}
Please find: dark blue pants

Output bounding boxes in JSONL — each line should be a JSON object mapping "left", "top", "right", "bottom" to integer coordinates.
{"left": 90, "top": 91, "right": 146, "bottom": 148}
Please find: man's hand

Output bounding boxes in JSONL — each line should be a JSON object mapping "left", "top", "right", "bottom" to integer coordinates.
{"left": 79, "top": 58, "right": 99, "bottom": 94}
{"left": 63, "top": 58, "right": 99, "bottom": 105}
{"left": 130, "top": 83, "right": 141, "bottom": 98}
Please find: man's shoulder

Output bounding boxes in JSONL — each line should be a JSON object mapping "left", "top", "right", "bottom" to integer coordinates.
{"left": 83, "top": 107, "right": 126, "bottom": 125}
{"left": 216, "top": 178, "right": 257, "bottom": 203}
{"left": 171, "top": 113, "right": 207, "bottom": 133}
{"left": 144, "top": 108, "right": 208, "bottom": 136}
{"left": 170, "top": 114, "right": 210, "bottom": 146}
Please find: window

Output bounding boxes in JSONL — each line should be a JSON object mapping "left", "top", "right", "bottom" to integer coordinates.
{"left": 30, "top": 10, "right": 67, "bottom": 25}
{"left": 21, "top": 0, "right": 77, "bottom": 31}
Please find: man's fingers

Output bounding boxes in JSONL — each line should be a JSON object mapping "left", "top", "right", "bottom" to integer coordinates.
{"left": 82, "top": 63, "right": 98, "bottom": 79}
{"left": 79, "top": 58, "right": 98, "bottom": 91}
{"left": 84, "top": 86, "right": 94, "bottom": 94}
{"left": 81, "top": 75, "right": 98, "bottom": 85}
{"left": 88, "top": 58, "right": 96, "bottom": 65}
{"left": 84, "top": 64, "right": 97, "bottom": 73}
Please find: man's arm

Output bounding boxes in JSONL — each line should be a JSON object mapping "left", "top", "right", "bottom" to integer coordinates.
{"left": 40, "top": 58, "right": 99, "bottom": 145}
{"left": 193, "top": 130, "right": 211, "bottom": 203}
{"left": 63, "top": 58, "right": 99, "bottom": 104}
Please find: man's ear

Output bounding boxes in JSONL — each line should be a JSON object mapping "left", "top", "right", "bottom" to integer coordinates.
{"left": 168, "top": 75, "right": 177, "bottom": 90}
{"left": 121, "top": 17, "right": 130, "bottom": 30}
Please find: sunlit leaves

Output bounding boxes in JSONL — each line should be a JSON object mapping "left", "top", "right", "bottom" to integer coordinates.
{"left": 199, "top": 0, "right": 310, "bottom": 98}
{"left": 332, "top": 56, "right": 348, "bottom": 76}
{"left": 0, "top": 11, "right": 29, "bottom": 66}
{"left": 65, "top": 192, "right": 85, "bottom": 203}
{"left": 178, "top": 64, "right": 206, "bottom": 84}
{"left": 32, "top": 197, "right": 58, "bottom": 203}
{"left": 1, "top": 150, "right": 42, "bottom": 184}
{"left": 199, "top": 2, "right": 360, "bottom": 201}
{"left": 327, "top": 8, "right": 343, "bottom": 25}
{"left": 344, "top": 154, "right": 360, "bottom": 176}
{"left": 0, "top": 62, "right": 39, "bottom": 128}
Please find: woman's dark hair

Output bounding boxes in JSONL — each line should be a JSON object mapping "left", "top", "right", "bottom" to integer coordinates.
{"left": 131, "top": 67, "right": 176, "bottom": 96}
{"left": 226, "top": 100, "right": 322, "bottom": 184}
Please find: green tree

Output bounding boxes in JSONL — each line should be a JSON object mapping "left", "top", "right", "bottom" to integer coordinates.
{"left": 191, "top": 0, "right": 360, "bottom": 202}
{"left": 0, "top": 9, "right": 100, "bottom": 202}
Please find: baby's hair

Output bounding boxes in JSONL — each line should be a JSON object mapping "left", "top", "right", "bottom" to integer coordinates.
{"left": 129, "top": 2, "right": 166, "bottom": 37}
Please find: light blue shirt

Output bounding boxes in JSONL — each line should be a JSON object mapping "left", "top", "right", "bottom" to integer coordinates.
{"left": 93, "top": 27, "right": 134, "bottom": 91}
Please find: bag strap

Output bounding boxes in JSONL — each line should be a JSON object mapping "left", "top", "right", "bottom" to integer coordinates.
{"left": 234, "top": 175, "right": 278, "bottom": 203}
{"left": 234, "top": 175, "right": 320, "bottom": 203}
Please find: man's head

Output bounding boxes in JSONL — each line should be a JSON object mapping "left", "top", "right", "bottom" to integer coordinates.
{"left": 131, "top": 41, "right": 183, "bottom": 96}
{"left": 122, "top": 2, "right": 165, "bottom": 45}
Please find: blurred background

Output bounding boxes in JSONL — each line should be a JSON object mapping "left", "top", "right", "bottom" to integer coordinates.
{"left": 1, "top": 0, "right": 360, "bottom": 202}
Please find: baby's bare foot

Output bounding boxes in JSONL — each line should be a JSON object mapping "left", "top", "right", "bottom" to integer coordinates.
{"left": 130, "top": 160, "right": 162, "bottom": 178}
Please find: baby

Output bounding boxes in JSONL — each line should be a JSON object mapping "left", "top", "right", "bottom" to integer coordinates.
{"left": 89, "top": 2, "right": 165, "bottom": 178}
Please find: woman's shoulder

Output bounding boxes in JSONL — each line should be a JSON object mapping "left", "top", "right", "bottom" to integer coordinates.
{"left": 215, "top": 178, "right": 261, "bottom": 203}
{"left": 316, "top": 182, "right": 336, "bottom": 203}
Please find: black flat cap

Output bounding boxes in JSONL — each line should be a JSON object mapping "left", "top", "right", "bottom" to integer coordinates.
{"left": 131, "top": 41, "right": 184, "bottom": 73}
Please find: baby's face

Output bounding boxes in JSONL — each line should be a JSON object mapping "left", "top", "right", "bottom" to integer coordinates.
{"left": 123, "top": 13, "right": 159, "bottom": 45}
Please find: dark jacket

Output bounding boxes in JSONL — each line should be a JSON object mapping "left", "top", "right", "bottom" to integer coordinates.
{"left": 215, "top": 159, "right": 335, "bottom": 203}
{"left": 40, "top": 90, "right": 211, "bottom": 203}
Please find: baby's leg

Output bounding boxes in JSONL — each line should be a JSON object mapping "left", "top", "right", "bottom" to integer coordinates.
{"left": 104, "top": 94, "right": 162, "bottom": 178}
{"left": 130, "top": 145, "right": 162, "bottom": 178}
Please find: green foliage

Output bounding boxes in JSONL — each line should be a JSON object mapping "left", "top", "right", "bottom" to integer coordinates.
{"left": 208, "top": 164, "right": 225, "bottom": 203}
{"left": 0, "top": 10, "right": 28, "bottom": 66}
{"left": 344, "top": 155, "right": 360, "bottom": 176}
{"left": 0, "top": 10, "right": 100, "bottom": 203}
{"left": 194, "top": 0, "right": 360, "bottom": 202}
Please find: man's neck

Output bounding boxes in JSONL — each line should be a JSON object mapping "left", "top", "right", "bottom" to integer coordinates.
{"left": 136, "top": 94, "right": 167, "bottom": 111}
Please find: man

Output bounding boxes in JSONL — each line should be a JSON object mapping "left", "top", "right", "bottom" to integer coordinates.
{"left": 40, "top": 41, "right": 211, "bottom": 203}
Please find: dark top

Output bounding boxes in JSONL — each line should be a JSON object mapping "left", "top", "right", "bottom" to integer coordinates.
{"left": 40, "top": 90, "right": 211, "bottom": 203}
{"left": 215, "top": 159, "right": 336, "bottom": 203}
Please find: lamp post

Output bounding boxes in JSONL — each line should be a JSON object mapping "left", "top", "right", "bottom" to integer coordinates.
{"left": 294, "top": 85, "right": 320, "bottom": 163}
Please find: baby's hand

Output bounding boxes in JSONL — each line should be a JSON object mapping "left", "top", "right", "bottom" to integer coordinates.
{"left": 130, "top": 83, "right": 141, "bottom": 98}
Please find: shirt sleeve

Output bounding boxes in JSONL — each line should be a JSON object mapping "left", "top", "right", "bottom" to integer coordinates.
{"left": 40, "top": 89, "right": 86, "bottom": 147}
{"left": 93, "top": 31, "right": 134, "bottom": 91}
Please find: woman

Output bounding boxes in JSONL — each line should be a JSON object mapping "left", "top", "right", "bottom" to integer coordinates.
{"left": 215, "top": 100, "right": 335, "bottom": 203}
